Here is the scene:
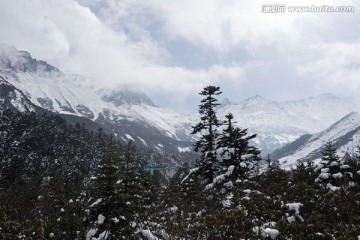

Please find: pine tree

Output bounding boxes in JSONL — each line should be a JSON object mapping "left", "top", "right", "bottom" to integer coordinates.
{"left": 315, "top": 142, "right": 339, "bottom": 185}
{"left": 265, "top": 153, "right": 271, "bottom": 170}
{"left": 86, "top": 140, "right": 155, "bottom": 239}
{"left": 191, "top": 86, "right": 222, "bottom": 183}
{"left": 117, "top": 141, "right": 152, "bottom": 227}
{"left": 353, "top": 146, "right": 360, "bottom": 164}
{"left": 322, "top": 141, "right": 338, "bottom": 163}
{"left": 315, "top": 141, "right": 350, "bottom": 190}
{"left": 86, "top": 140, "right": 129, "bottom": 239}
{"left": 216, "top": 113, "right": 260, "bottom": 180}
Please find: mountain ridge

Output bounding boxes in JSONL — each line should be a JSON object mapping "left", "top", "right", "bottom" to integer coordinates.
{"left": 0, "top": 44, "right": 60, "bottom": 74}
{"left": 274, "top": 112, "right": 360, "bottom": 168}
{"left": 1, "top": 44, "right": 360, "bottom": 155}
{"left": 0, "top": 44, "right": 195, "bottom": 153}
{"left": 216, "top": 94, "right": 360, "bottom": 154}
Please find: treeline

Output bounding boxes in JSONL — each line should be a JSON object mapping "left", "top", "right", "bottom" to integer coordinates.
{"left": 2, "top": 86, "right": 360, "bottom": 239}
{"left": 0, "top": 110, "right": 161, "bottom": 239}
{"left": 149, "top": 86, "right": 360, "bottom": 239}
{"left": 155, "top": 142, "right": 360, "bottom": 239}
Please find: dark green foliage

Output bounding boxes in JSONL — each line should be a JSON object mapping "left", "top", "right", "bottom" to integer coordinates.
{"left": 87, "top": 141, "right": 128, "bottom": 238}
{"left": 0, "top": 110, "right": 107, "bottom": 225}
{"left": 315, "top": 142, "right": 354, "bottom": 190}
{"left": 118, "top": 142, "right": 159, "bottom": 225}
{"left": 191, "top": 85, "right": 222, "bottom": 183}
{"left": 322, "top": 141, "right": 339, "bottom": 162}
{"left": 0, "top": 110, "right": 166, "bottom": 239}
{"left": 159, "top": 148, "right": 360, "bottom": 239}
{"left": 162, "top": 164, "right": 189, "bottom": 211}
{"left": 187, "top": 87, "right": 262, "bottom": 215}
{"left": 0, "top": 193, "right": 48, "bottom": 239}
{"left": 353, "top": 146, "right": 360, "bottom": 161}
{"left": 171, "top": 164, "right": 204, "bottom": 214}
{"left": 4, "top": 95, "right": 360, "bottom": 239}
{"left": 217, "top": 113, "right": 260, "bottom": 180}
{"left": 189, "top": 209, "right": 250, "bottom": 239}
{"left": 48, "top": 193, "right": 87, "bottom": 239}
{"left": 86, "top": 141, "right": 158, "bottom": 239}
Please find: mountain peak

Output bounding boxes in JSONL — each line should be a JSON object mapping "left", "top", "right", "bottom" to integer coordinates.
{"left": 245, "top": 95, "right": 268, "bottom": 102}
{"left": 0, "top": 44, "right": 59, "bottom": 73}
{"left": 242, "top": 95, "right": 274, "bottom": 107}
{"left": 317, "top": 93, "right": 337, "bottom": 99}
{"left": 219, "top": 97, "right": 231, "bottom": 108}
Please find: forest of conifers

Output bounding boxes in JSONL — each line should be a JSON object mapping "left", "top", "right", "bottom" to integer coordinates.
{"left": 1, "top": 86, "right": 360, "bottom": 239}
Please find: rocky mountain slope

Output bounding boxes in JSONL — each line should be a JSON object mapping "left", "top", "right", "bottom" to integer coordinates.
{"left": 272, "top": 112, "right": 360, "bottom": 168}
{"left": 0, "top": 44, "right": 195, "bottom": 153}
{"left": 217, "top": 94, "right": 360, "bottom": 154}
{"left": 1, "top": 44, "right": 360, "bottom": 155}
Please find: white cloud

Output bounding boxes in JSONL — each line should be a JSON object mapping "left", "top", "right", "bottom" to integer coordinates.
{"left": 0, "top": 0, "right": 246, "bottom": 101}
{"left": 297, "top": 43, "right": 360, "bottom": 93}
{"left": 157, "top": 0, "right": 299, "bottom": 51}
{"left": 138, "top": 0, "right": 358, "bottom": 51}
{"left": 0, "top": 0, "right": 359, "bottom": 111}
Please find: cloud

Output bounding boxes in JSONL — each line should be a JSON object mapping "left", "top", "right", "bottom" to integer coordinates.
{"left": 0, "top": 0, "right": 359, "bottom": 111}
{"left": 297, "top": 43, "right": 360, "bottom": 94}
{"left": 156, "top": 0, "right": 298, "bottom": 51}
{"left": 121, "top": 0, "right": 357, "bottom": 51}
{"left": 0, "top": 0, "right": 247, "bottom": 106}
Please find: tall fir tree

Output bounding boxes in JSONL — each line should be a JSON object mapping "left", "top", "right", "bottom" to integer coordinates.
{"left": 191, "top": 86, "right": 222, "bottom": 183}
{"left": 86, "top": 140, "right": 156, "bottom": 239}
{"left": 216, "top": 113, "right": 260, "bottom": 180}
{"left": 118, "top": 141, "right": 153, "bottom": 226}
{"left": 86, "top": 140, "right": 133, "bottom": 239}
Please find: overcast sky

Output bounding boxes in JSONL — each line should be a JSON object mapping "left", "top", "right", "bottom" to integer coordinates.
{"left": 1, "top": 0, "right": 360, "bottom": 112}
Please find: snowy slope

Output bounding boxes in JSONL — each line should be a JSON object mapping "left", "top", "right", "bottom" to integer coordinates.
{"left": 0, "top": 45, "right": 195, "bottom": 151}
{"left": 216, "top": 95, "right": 360, "bottom": 154}
{"left": 217, "top": 96, "right": 306, "bottom": 153}
{"left": 280, "top": 94, "right": 360, "bottom": 133}
{"left": 2, "top": 44, "right": 360, "bottom": 155}
{"left": 277, "top": 112, "right": 360, "bottom": 168}
{"left": 0, "top": 76, "right": 37, "bottom": 112}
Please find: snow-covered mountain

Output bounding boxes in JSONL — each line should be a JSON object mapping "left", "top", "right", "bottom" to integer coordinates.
{"left": 0, "top": 44, "right": 196, "bottom": 152}
{"left": 216, "top": 94, "right": 360, "bottom": 154}
{"left": 1, "top": 44, "right": 360, "bottom": 155}
{"left": 272, "top": 112, "right": 360, "bottom": 168}
{"left": 0, "top": 76, "right": 36, "bottom": 112}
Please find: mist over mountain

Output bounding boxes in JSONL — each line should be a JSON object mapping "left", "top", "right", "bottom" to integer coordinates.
{"left": 2, "top": 44, "right": 360, "bottom": 239}
{"left": 0, "top": 44, "right": 60, "bottom": 74}
{"left": 0, "top": 44, "right": 196, "bottom": 153}
{"left": 2, "top": 0, "right": 360, "bottom": 237}
{"left": 1, "top": 44, "right": 360, "bottom": 156}
{"left": 101, "top": 90, "right": 156, "bottom": 107}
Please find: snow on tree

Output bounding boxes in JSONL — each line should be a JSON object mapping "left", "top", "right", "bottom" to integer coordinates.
{"left": 191, "top": 85, "right": 222, "bottom": 184}
{"left": 315, "top": 141, "right": 353, "bottom": 190}
{"left": 86, "top": 140, "right": 138, "bottom": 238}
{"left": 216, "top": 113, "right": 260, "bottom": 180}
